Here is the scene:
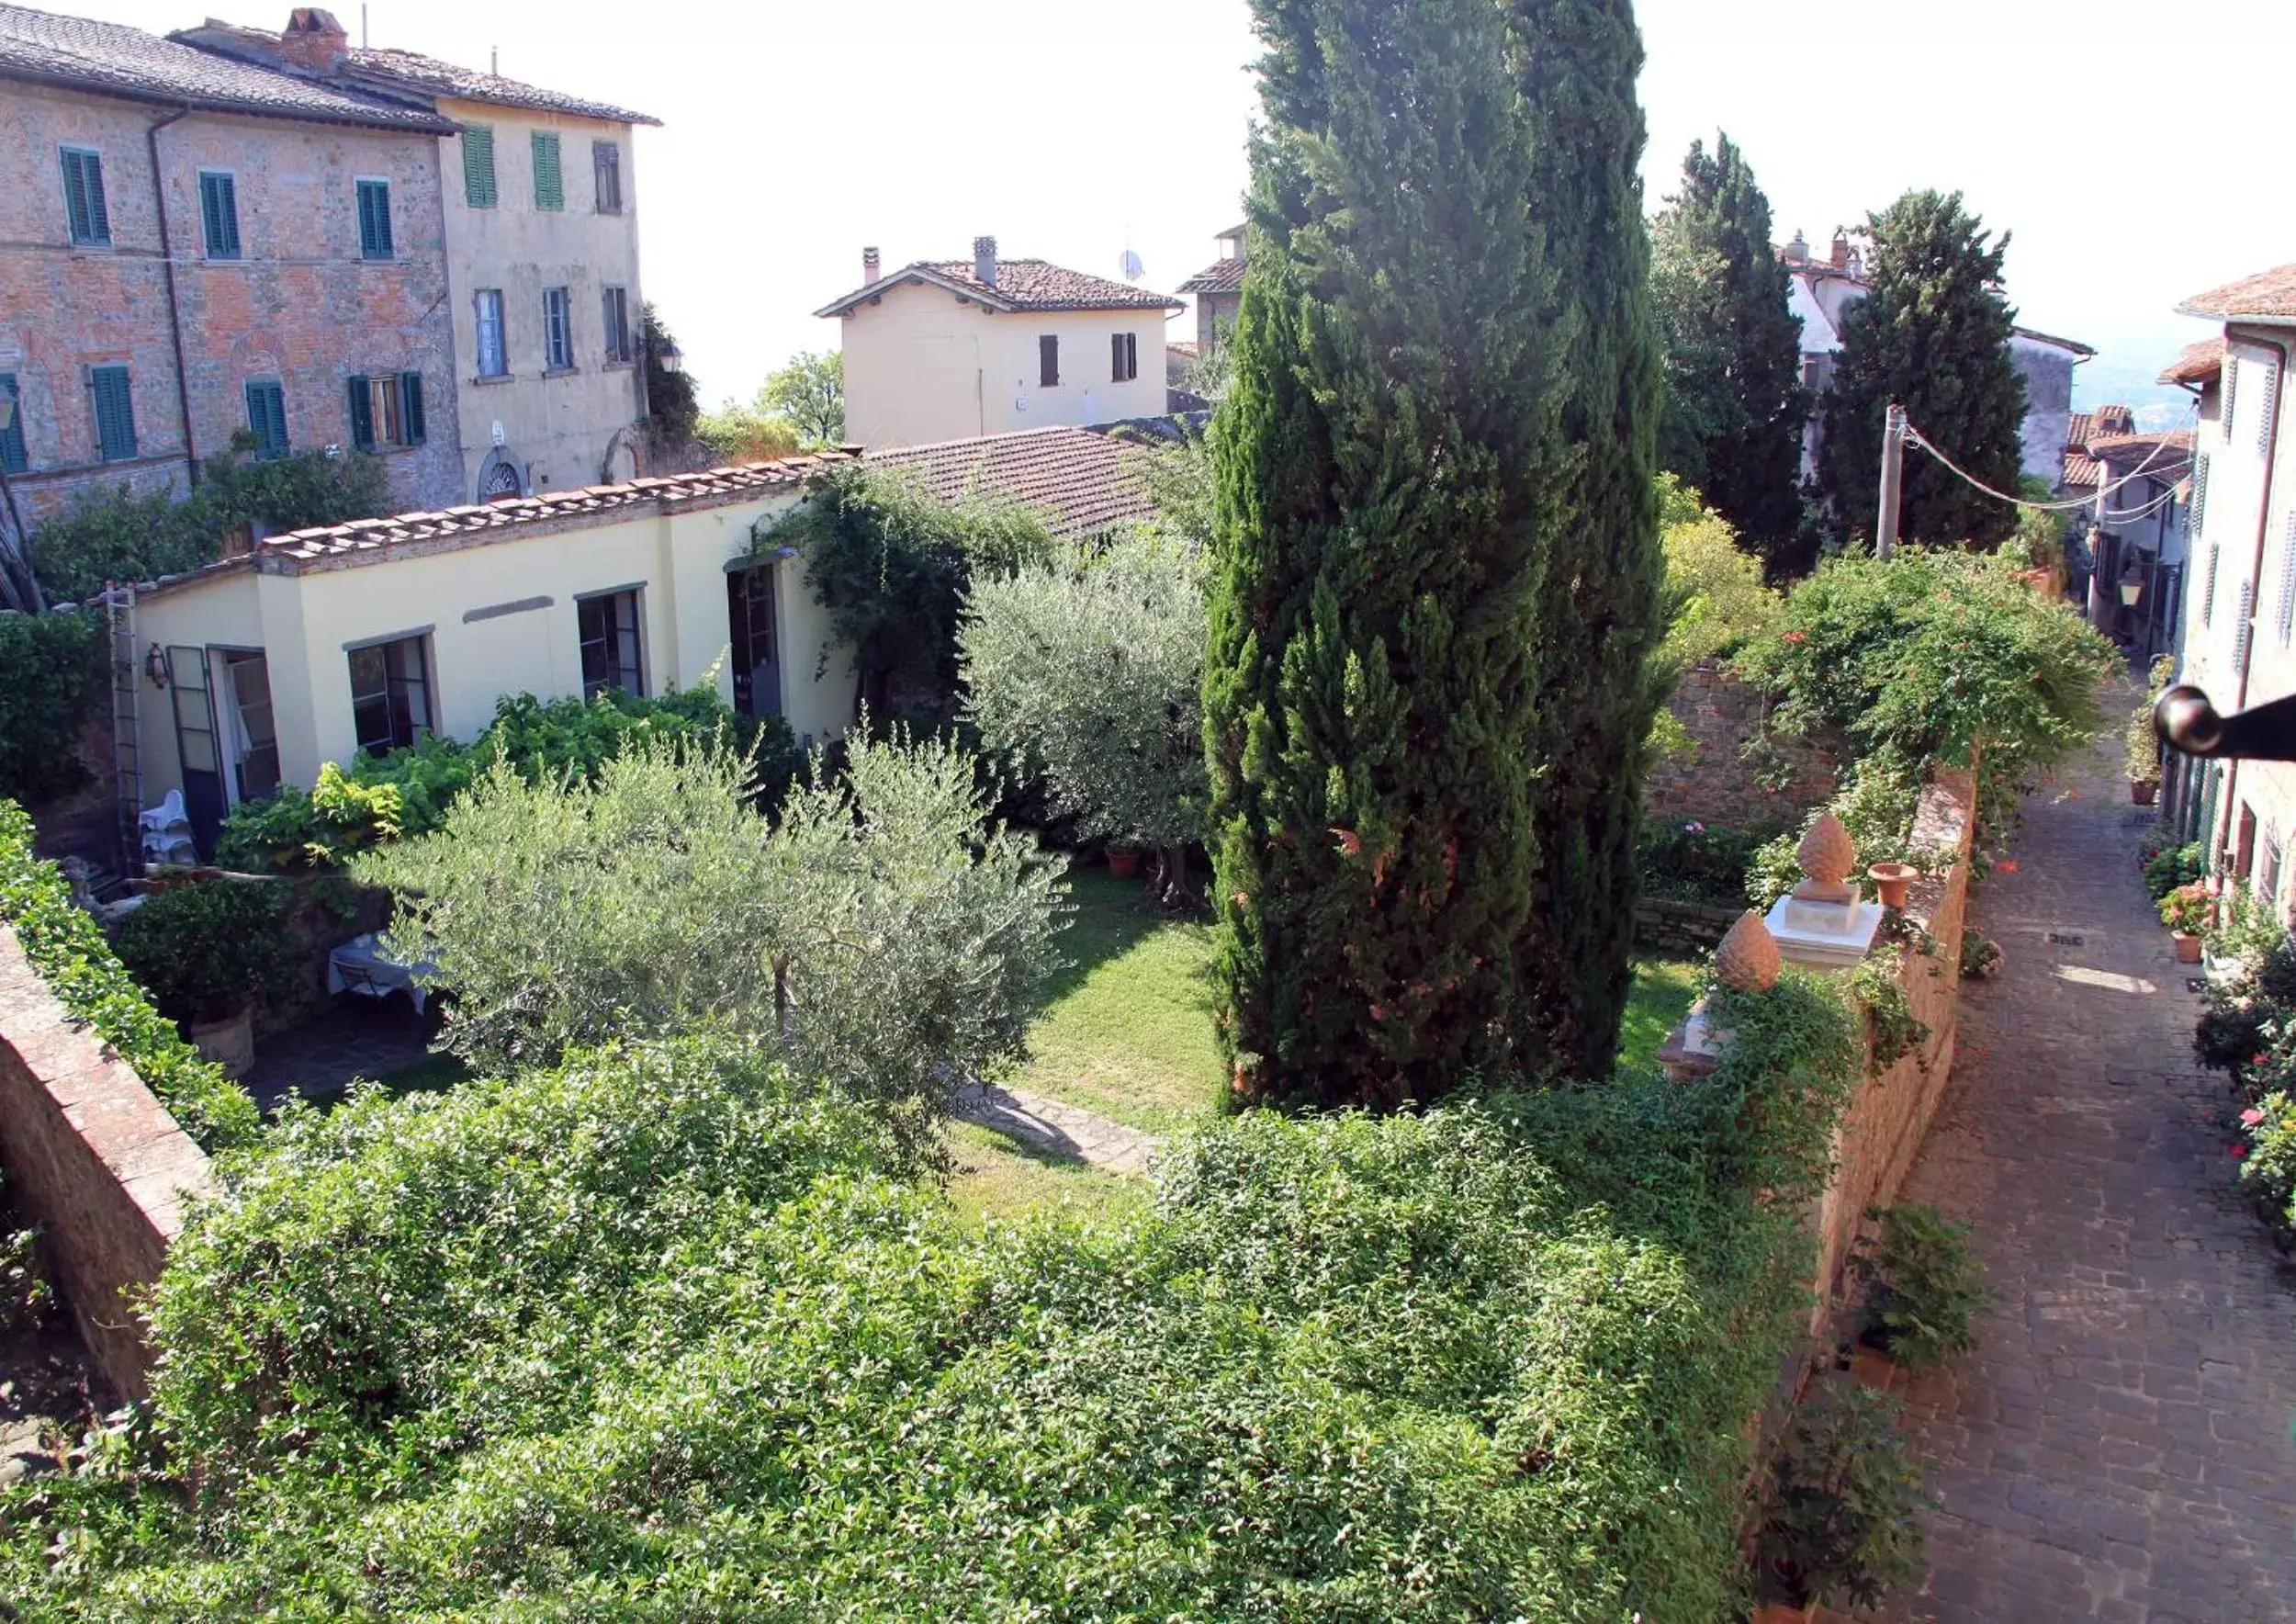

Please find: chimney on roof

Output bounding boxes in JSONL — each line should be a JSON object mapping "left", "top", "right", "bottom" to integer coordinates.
{"left": 1829, "top": 228, "right": 1850, "bottom": 271}
{"left": 1784, "top": 229, "right": 1808, "bottom": 265}
{"left": 974, "top": 235, "right": 998, "bottom": 288}
{"left": 278, "top": 6, "right": 348, "bottom": 72}
{"left": 862, "top": 246, "right": 881, "bottom": 285}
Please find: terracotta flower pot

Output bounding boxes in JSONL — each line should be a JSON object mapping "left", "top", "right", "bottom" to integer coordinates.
{"left": 1107, "top": 849, "right": 1142, "bottom": 879}
{"left": 188, "top": 1004, "right": 255, "bottom": 1079}
{"left": 1868, "top": 862, "right": 1917, "bottom": 910}
{"left": 2174, "top": 931, "right": 2204, "bottom": 964}
{"left": 2131, "top": 778, "right": 2159, "bottom": 806}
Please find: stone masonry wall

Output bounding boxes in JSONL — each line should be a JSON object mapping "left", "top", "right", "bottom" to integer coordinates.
{"left": 1647, "top": 661, "right": 1842, "bottom": 833}
{"left": 1811, "top": 772, "right": 1977, "bottom": 1316}
{"left": 0, "top": 926, "right": 212, "bottom": 1398}
{"left": 1634, "top": 896, "right": 1741, "bottom": 956}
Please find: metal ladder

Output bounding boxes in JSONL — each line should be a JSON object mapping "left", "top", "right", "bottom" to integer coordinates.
{"left": 105, "top": 582, "right": 142, "bottom": 876}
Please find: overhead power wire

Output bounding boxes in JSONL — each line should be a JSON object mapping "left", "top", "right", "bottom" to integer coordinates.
{"left": 1898, "top": 400, "right": 2200, "bottom": 515}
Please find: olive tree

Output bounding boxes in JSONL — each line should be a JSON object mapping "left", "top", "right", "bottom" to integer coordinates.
{"left": 961, "top": 535, "right": 1207, "bottom": 901}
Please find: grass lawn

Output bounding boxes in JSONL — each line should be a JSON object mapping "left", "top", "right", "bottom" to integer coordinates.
{"left": 374, "top": 1050, "right": 474, "bottom": 1098}
{"left": 941, "top": 1120, "right": 1151, "bottom": 1228}
{"left": 996, "top": 868, "right": 1225, "bottom": 1136}
{"left": 1618, "top": 956, "right": 1704, "bottom": 1074}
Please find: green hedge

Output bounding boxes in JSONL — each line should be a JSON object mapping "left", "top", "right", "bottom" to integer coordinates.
{"left": 0, "top": 611, "right": 106, "bottom": 806}
{"left": 0, "top": 970, "right": 1861, "bottom": 1616}
{"left": 0, "top": 801, "right": 259, "bottom": 1154}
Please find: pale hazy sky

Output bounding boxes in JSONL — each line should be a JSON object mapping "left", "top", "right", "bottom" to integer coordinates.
{"left": 80, "top": 0, "right": 2296, "bottom": 421}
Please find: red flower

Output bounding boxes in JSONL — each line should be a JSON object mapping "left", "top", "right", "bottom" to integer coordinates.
{"left": 1329, "top": 827, "right": 1363, "bottom": 858}
{"left": 1784, "top": 631, "right": 1808, "bottom": 644}
{"left": 2255, "top": 1054, "right": 2269, "bottom": 1067}
{"left": 2243, "top": 1107, "right": 2268, "bottom": 1128}
{"left": 2231, "top": 1144, "right": 2250, "bottom": 1158}
{"left": 1997, "top": 861, "right": 2019, "bottom": 874}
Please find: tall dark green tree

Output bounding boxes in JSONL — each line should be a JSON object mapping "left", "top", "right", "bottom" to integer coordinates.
{"left": 1201, "top": 0, "right": 1563, "bottom": 1111}
{"left": 1505, "top": 0, "right": 1669, "bottom": 1083}
{"left": 1819, "top": 190, "right": 2026, "bottom": 549}
{"left": 1650, "top": 132, "right": 1809, "bottom": 573}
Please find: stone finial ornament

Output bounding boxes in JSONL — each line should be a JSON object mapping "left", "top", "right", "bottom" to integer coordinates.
{"left": 1792, "top": 812, "right": 1857, "bottom": 905}
{"left": 1714, "top": 910, "right": 1783, "bottom": 992}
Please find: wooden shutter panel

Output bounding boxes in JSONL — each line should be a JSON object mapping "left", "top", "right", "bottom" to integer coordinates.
{"left": 2235, "top": 581, "right": 2256, "bottom": 675}
{"left": 84, "top": 153, "right": 109, "bottom": 242}
{"left": 91, "top": 367, "right": 135, "bottom": 460}
{"left": 200, "top": 175, "right": 224, "bottom": 255}
{"left": 463, "top": 127, "right": 497, "bottom": 208}
{"left": 2258, "top": 364, "right": 2280, "bottom": 459}
{"left": 0, "top": 375, "right": 25, "bottom": 474}
{"left": 2280, "top": 511, "right": 2296, "bottom": 645}
{"left": 400, "top": 372, "right": 425, "bottom": 445}
{"left": 347, "top": 375, "right": 375, "bottom": 450}
{"left": 60, "top": 151, "right": 87, "bottom": 241}
{"left": 1040, "top": 334, "right": 1058, "bottom": 388}
{"left": 532, "top": 133, "right": 562, "bottom": 209}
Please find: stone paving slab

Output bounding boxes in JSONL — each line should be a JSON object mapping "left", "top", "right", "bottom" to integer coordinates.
{"left": 952, "top": 1081, "right": 1159, "bottom": 1176}
{"left": 1860, "top": 694, "right": 2296, "bottom": 1623}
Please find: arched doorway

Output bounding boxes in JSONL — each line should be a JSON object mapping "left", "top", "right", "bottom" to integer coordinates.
{"left": 477, "top": 450, "right": 524, "bottom": 502}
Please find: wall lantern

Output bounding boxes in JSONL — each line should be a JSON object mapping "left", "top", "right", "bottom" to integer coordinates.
{"left": 144, "top": 644, "right": 169, "bottom": 689}
{"left": 655, "top": 336, "right": 683, "bottom": 375}
{"left": 2119, "top": 559, "right": 2146, "bottom": 609}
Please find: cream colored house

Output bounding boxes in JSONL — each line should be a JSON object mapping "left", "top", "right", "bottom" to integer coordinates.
{"left": 174, "top": 11, "right": 657, "bottom": 502}
{"left": 126, "top": 453, "right": 859, "bottom": 854}
{"left": 820, "top": 238, "right": 1181, "bottom": 449}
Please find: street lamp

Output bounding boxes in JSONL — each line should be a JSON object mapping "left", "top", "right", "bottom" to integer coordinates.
{"left": 2119, "top": 558, "right": 2146, "bottom": 609}
{"left": 655, "top": 336, "right": 683, "bottom": 375}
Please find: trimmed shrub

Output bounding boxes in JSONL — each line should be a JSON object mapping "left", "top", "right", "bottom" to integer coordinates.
{"left": 0, "top": 610, "right": 106, "bottom": 806}
{"left": 0, "top": 800, "right": 259, "bottom": 1153}
{"left": 112, "top": 878, "right": 299, "bottom": 1022}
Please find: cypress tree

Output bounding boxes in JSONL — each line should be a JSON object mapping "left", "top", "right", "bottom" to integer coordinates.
{"left": 1201, "top": 0, "right": 1561, "bottom": 1111}
{"left": 1504, "top": 0, "right": 1669, "bottom": 1083}
{"left": 1651, "top": 133, "right": 1810, "bottom": 574}
{"left": 1818, "top": 189, "right": 2027, "bottom": 548}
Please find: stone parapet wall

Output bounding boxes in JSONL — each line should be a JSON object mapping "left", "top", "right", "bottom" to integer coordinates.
{"left": 1647, "top": 661, "right": 1842, "bottom": 832}
{"left": 1811, "top": 772, "right": 1977, "bottom": 1315}
{"left": 0, "top": 927, "right": 213, "bottom": 1398}
{"left": 1634, "top": 897, "right": 1742, "bottom": 955}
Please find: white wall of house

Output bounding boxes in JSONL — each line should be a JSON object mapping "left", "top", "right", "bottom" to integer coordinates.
{"left": 839, "top": 280, "right": 1171, "bottom": 448}
{"left": 434, "top": 96, "right": 647, "bottom": 502}
{"left": 131, "top": 488, "right": 855, "bottom": 820}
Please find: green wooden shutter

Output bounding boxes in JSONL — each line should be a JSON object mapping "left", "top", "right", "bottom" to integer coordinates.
{"left": 90, "top": 366, "right": 135, "bottom": 460}
{"left": 244, "top": 380, "right": 287, "bottom": 458}
{"left": 399, "top": 372, "right": 425, "bottom": 445}
{"left": 462, "top": 126, "right": 497, "bottom": 208}
{"left": 356, "top": 180, "right": 392, "bottom": 259}
{"left": 347, "top": 376, "right": 375, "bottom": 450}
{"left": 531, "top": 132, "right": 562, "bottom": 210}
{"left": 199, "top": 173, "right": 240, "bottom": 258}
{"left": 0, "top": 375, "right": 25, "bottom": 474}
{"left": 62, "top": 149, "right": 109, "bottom": 245}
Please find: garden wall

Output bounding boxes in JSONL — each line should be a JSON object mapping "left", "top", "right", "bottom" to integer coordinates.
{"left": 1648, "top": 661, "right": 1842, "bottom": 831}
{"left": 0, "top": 925, "right": 212, "bottom": 1398}
{"left": 1634, "top": 897, "right": 1741, "bottom": 955}
{"left": 1812, "top": 772, "right": 1977, "bottom": 1318}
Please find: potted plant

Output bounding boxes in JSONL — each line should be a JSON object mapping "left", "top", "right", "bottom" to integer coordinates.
{"left": 2125, "top": 711, "right": 2161, "bottom": 806}
{"left": 1106, "top": 847, "right": 1142, "bottom": 880}
{"left": 1867, "top": 861, "right": 1918, "bottom": 910}
{"left": 1847, "top": 1204, "right": 1986, "bottom": 1380}
{"left": 2161, "top": 883, "right": 2214, "bottom": 964}
{"left": 1757, "top": 1377, "right": 1934, "bottom": 1619}
{"left": 113, "top": 878, "right": 300, "bottom": 1079}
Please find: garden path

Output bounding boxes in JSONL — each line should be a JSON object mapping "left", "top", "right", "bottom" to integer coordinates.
{"left": 952, "top": 1080, "right": 1158, "bottom": 1176}
{"left": 1857, "top": 710, "right": 2296, "bottom": 1622}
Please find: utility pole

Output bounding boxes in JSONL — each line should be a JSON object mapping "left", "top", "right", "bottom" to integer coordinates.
{"left": 1875, "top": 400, "right": 1907, "bottom": 559}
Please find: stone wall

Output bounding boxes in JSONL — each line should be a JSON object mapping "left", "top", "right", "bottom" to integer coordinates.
{"left": 1634, "top": 896, "right": 1742, "bottom": 956}
{"left": 1647, "top": 661, "right": 1841, "bottom": 833}
{"left": 1811, "top": 772, "right": 1977, "bottom": 1317}
{"left": 0, "top": 926, "right": 211, "bottom": 1398}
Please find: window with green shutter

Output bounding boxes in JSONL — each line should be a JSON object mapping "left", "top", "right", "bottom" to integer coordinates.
{"left": 244, "top": 379, "right": 287, "bottom": 459}
{"left": 346, "top": 373, "right": 423, "bottom": 450}
{"left": 198, "top": 171, "right": 242, "bottom": 260}
{"left": 89, "top": 365, "right": 135, "bottom": 461}
{"left": 0, "top": 375, "right": 26, "bottom": 475}
{"left": 462, "top": 126, "right": 498, "bottom": 209}
{"left": 356, "top": 178, "right": 393, "bottom": 260}
{"left": 60, "top": 147, "right": 109, "bottom": 246}
{"left": 592, "top": 140, "right": 622, "bottom": 213}
{"left": 532, "top": 132, "right": 563, "bottom": 210}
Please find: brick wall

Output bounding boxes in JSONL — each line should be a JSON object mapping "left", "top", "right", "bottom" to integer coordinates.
{"left": 1647, "top": 661, "right": 1841, "bottom": 833}
{"left": 1811, "top": 771, "right": 1977, "bottom": 1319}
{"left": 0, "top": 926, "right": 212, "bottom": 1398}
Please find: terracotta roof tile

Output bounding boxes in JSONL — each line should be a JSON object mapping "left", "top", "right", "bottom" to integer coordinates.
{"left": 2178, "top": 263, "right": 2296, "bottom": 321}
{"left": 1179, "top": 257, "right": 1245, "bottom": 296}
{"left": 2159, "top": 337, "right": 2225, "bottom": 387}
{"left": 0, "top": 2, "right": 455, "bottom": 130}
{"left": 2088, "top": 431, "right": 2194, "bottom": 483}
{"left": 867, "top": 427, "right": 1157, "bottom": 539}
{"left": 340, "top": 43, "right": 658, "bottom": 124}
{"left": 2063, "top": 452, "right": 2102, "bottom": 489}
{"left": 820, "top": 258, "right": 1181, "bottom": 318}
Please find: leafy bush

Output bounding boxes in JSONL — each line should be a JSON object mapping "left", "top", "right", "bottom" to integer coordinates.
{"left": 2237, "top": 1092, "right": 2296, "bottom": 1246}
{"left": 1637, "top": 818, "right": 1776, "bottom": 908}
{"left": 34, "top": 443, "right": 390, "bottom": 604}
{"left": 1758, "top": 1377, "right": 1933, "bottom": 1609}
{"left": 0, "top": 962, "right": 1869, "bottom": 1618}
{"left": 0, "top": 1171, "right": 51, "bottom": 1333}
{"left": 358, "top": 731, "right": 1066, "bottom": 1131}
{"left": 2160, "top": 883, "right": 2213, "bottom": 935}
{"left": 768, "top": 463, "right": 1057, "bottom": 727}
{"left": 961, "top": 534, "right": 1206, "bottom": 893}
{"left": 1659, "top": 475, "right": 1782, "bottom": 667}
{"left": 2143, "top": 838, "right": 2208, "bottom": 901}
{"left": 0, "top": 610, "right": 106, "bottom": 805}
{"left": 2207, "top": 886, "right": 2287, "bottom": 971}
{"left": 0, "top": 801, "right": 259, "bottom": 1152}
{"left": 214, "top": 683, "right": 799, "bottom": 872}
{"left": 1850, "top": 1203, "right": 1986, "bottom": 1368}
{"left": 112, "top": 878, "right": 299, "bottom": 1021}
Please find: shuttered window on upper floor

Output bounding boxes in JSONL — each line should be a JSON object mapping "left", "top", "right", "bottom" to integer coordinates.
{"left": 198, "top": 171, "right": 241, "bottom": 260}
{"left": 2223, "top": 356, "right": 2241, "bottom": 445}
{"left": 0, "top": 375, "right": 25, "bottom": 475}
{"left": 532, "top": 132, "right": 563, "bottom": 210}
{"left": 2257, "top": 362, "right": 2281, "bottom": 459}
{"left": 244, "top": 378, "right": 287, "bottom": 459}
{"left": 356, "top": 179, "right": 393, "bottom": 259}
{"left": 463, "top": 126, "right": 497, "bottom": 208}
{"left": 60, "top": 146, "right": 109, "bottom": 245}
{"left": 347, "top": 373, "right": 425, "bottom": 451}
{"left": 88, "top": 365, "right": 135, "bottom": 461}
{"left": 592, "top": 141, "right": 622, "bottom": 213}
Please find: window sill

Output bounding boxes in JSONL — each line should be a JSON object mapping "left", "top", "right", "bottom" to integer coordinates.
{"left": 470, "top": 372, "right": 516, "bottom": 387}
{"left": 602, "top": 359, "right": 635, "bottom": 372}
{"left": 360, "top": 254, "right": 397, "bottom": 265}
{"left": 542, "top": 366, "right": 580, "bottom": 378}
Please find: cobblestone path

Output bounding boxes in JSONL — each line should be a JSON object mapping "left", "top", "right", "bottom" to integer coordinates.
{"left": 1869, "top": 720, "right": 2296, "bottom": 1622}
{"left": 952, "top": 1080, "right": 1159, "bottom": 1176}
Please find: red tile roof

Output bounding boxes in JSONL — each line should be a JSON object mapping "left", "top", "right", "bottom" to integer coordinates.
{"left": 2178, "top": 264, "right": 2296, "bottom": 321}
{"left": 1179, "top": 257, "right": 1245, "bottom": 297}
{"left": 818, "top": 258, "right": 1181, "bottom": 319}
{"left": 2159, "top": 337, "right": 2225, "bottom": 387}
{"left": 2063, "top": 452, "right": 2102, "bottom": 490}
{"left": 867, "top": 428, "right": 1157, "bottom": 539}
{"left": 2088, "top": 431, "right": 2194, "bottom": 483}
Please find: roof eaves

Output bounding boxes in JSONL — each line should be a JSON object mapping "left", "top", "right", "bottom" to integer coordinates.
{"left": 816, "top": 264, "right": 1019, "bottom": 319}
